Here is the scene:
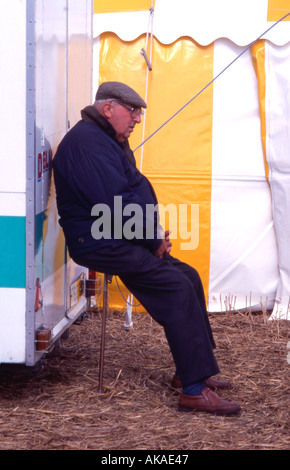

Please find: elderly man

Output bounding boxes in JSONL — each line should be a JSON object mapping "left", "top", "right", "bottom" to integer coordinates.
{"left": 53, "top": 81, "right": 241, "bottom": 415}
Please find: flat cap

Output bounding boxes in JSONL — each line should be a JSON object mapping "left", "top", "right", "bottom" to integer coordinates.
{"left": 96, "top": 81, "right": 147, "bottom": 109}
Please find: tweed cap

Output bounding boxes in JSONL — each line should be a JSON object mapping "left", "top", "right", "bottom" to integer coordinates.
{"left": 96, "top": 81, "right": 147, "bottom": 109}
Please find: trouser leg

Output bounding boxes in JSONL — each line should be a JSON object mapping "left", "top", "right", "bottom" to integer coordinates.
{"left": 119, "top": 255, "right": 220, "bottom": 387}
{"left": 73, "top": 244, "right": 220, "bottom": 387}
{"left": 162, "top": 254, "right": 216, "bottom": 349}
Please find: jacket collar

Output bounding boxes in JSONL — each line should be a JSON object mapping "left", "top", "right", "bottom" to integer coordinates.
{"left": 81, "top": 105, "right": 136, "bottom": 167}
{"left": 81, "top": 105, "right": 116, "bottom": 139}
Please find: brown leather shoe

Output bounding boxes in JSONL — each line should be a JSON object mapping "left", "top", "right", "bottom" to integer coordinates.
{"left": 171, "top": 375, "right": 182, "bottom": 389}
{"left": 205, "top": 376, "right": 233, "bottom": 390}
{"left": 171, "top": 375, "right": 233, "bottom": 391}
{"left": 179, "top": 388, "right": 241, "bottom": 415}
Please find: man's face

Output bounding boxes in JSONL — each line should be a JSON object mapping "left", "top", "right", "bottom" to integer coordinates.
{"left": 108, "top": 100, "right": 142, "bottom": 143}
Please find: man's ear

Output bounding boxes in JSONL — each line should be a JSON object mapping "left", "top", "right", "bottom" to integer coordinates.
{"left": 102, "top": 102, "right": 113, "bottom": 119}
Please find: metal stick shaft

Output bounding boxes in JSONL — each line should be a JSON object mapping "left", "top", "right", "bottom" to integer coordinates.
{"left": 98, "top": 273, "right": 108, "bottom": 393}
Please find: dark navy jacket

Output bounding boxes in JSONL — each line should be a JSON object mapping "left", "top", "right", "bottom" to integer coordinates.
{"left": 52, "top": 107, "right": 162, "bottom": 258}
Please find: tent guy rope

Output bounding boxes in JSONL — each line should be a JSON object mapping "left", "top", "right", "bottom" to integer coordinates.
{"left": 140, "top": 4, "right": 154, "bottom": 172}
{"left": 134, "top": 11, "right": 290, "bottom": 152}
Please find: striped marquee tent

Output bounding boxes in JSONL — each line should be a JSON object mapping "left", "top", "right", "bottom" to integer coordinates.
{"left": 93, "top": 0, "right": 290, "bottom": 320}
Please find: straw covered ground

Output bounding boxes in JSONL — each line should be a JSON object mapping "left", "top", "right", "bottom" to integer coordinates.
{"left": 0, "top": 307, "right": 289, "bottom": 451}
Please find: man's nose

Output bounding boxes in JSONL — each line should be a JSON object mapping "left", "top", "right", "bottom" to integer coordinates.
{"left": 133, "top": 113, "right": 142, "bottom": 124}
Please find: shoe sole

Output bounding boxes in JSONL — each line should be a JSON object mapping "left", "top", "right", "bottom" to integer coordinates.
{"left": 178, "top": 404, "right": 241, "bottom": 416}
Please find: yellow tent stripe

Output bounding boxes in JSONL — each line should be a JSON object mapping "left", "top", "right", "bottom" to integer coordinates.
{"left": 94, "top": 0, "right": 155, "bottom": 14}
{"left": 97, "top": 33, "right": 214, "bottom": 307}
{"left": 267, "top": 0, "right": 290, "bottom": 21}
{"left": 251, "top": 40, "right": 269, "bottom": 180}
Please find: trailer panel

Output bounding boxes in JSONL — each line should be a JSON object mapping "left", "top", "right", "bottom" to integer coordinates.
{"left": 0, "top": 0, "right": 93, "bottom": 365}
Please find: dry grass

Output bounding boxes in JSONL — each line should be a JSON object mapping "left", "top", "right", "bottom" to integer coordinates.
{"left": 0, "top": 308, "right": 289, "bottom": 451}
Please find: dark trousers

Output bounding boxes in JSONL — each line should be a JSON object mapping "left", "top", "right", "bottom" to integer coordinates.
{"left": 74, "top": 242, "right": 220, "bottom": 387}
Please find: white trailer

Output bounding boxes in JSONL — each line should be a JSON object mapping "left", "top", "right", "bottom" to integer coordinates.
{"left": 0, "top": 0, "right": 94, "bottom": 366}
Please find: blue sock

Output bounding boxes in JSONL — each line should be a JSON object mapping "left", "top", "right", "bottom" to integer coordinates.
{"left": 183, "top": 380, "right": 206, "bottom": 396}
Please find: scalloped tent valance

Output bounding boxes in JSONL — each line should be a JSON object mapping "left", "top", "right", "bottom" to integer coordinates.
{"left": 93, "top": 0, "right": 290, "bottom": 46}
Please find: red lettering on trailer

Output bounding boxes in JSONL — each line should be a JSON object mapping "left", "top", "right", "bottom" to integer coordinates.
{"left": 38, "top": 153, "right": 42, "bottom": 179}
{"left": 43, "top": 151, "right": 48, "bottom": 171}
{"left": 37, "top": 149, "right": 52, "bottom": 180}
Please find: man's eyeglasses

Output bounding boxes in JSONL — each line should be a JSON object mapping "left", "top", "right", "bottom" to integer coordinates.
{"left": 111, "top": 99, "right": 144, "bottom": 118}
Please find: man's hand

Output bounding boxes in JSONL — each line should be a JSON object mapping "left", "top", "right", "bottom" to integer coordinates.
{"left": 153, "top": 229, "right": 172, "bottom": 259}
